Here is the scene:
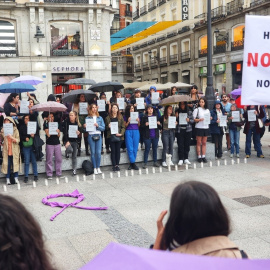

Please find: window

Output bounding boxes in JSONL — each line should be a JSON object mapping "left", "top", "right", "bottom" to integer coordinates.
{"left": 233, "top": 25, "right": 244, "bottom": 41}
{"left": 171, "top": 9, "right": 177, "bottom": 21}
{"left": 0, "top": 20, "right": 17, "bottom": 57}
{"left": 112, "top": 61, "right": 117, "bottom": 73}
{"left": 126, "top": 4, "right": 130, "bottom": 11}
{"left": 161, "top": 14, "right": 165, "bottom": 21}
{"left": 127, "top": 61, "right": 132, "bottom": 73}
{"left": 200, "top": 35, "right": 207, "bottom": 49}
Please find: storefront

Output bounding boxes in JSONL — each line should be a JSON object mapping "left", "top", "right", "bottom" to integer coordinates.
{"left": 214, "top": 64, "right": 226, "bottom": 94}
{"left": 231, "top": 61, "right": 243, "bottom": 90}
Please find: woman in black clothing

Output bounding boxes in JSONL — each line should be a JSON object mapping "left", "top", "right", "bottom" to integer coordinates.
{"left": 4, "top": 93, "right": 20, "bottom": 118}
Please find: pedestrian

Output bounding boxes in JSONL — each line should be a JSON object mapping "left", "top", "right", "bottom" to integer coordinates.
{"left": 19, "top": 115, "right": 38, "bottom": 183}
{"left": 141, "top": 105, "right": 161, "bottom": 169}
{"left": 85, "top": 104, "right": 105, "bottom": 175}
{"left": 124, "top": 104, "right": 140, "bottom": 170}
{"left": 160, "top": 105, "right": 176, "bottom": 167}
{"left": 221, "top": 94, "right": 232, "bottom": 150}
{"left": 105, "top": 103, "right": 125, "bottom": 172}
{"left": 193, "top": 97, "right": 211, "bottom": 163}
{"left": 0, "top": 117, "right": 20, "bottom": 185}
{"left": 188, "top": 85, "right": 199, "bottom": 145}
{"left": 44, "top": 113, "right": 63, "bottom": 180}
{"left": 3, "top": 93, "right": 20, "bottom": 118}
{"left": 62, "top": 111, "right": 81, "bottom": 175}
{"left": 145, "top": 86, "right": 162, "bottom": 117}
{"left": 175, "top": 102, "right": 194, "bottom": 165}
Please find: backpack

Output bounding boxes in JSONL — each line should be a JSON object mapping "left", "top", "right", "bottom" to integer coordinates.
{"left": 82, "top": 160, "right": 94, "bottom": 175}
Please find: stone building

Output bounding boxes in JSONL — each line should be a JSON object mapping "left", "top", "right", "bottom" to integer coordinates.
{"left": 0, "top": 0, "right": 115, "bottom": 102}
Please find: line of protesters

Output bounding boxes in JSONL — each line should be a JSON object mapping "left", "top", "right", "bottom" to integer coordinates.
{"left": 0, "top": 87, "right": 268, "bottom": 185}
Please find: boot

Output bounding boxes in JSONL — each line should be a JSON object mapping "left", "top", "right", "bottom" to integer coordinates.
{"left": 85, "top": 138, "right": 90, "bottom": 156}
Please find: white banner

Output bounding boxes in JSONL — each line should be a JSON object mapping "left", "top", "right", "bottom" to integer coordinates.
{"left": 242, "top": 15, "right": 270, "bottom": 105}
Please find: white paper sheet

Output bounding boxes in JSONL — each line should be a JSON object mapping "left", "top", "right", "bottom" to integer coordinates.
{"left": 27, "top": 121, "right": 37, "bottom": 134}
{"left": 97, "top": 100, "right": 105, "bottom": 112}
{"left": 248, "top": 110, "right": 256, "bottom": 122}
{"left": 232, "top": 111, "right": 240, "bottom": 122}
{"left": 85, "top": 118, "right": 95, "bottom": 132}
{"left": 49, "top": 122, "right": 58, "bottom": 135}
{"left": 136, "top": 98, "right": 145, "bottom": 110}
{"left": 68, "top": 125, "right": 78, "bottom": 138}
{"left": 203, "top": 111, "right": 211, "bottom": 125}
{"left": 219, "top": 115, "right": 227, "bottom": 127}
{"left": 168, "top": 116, "right": 176, "bottom": 129}
{"left": 3, "top": 123, "right": 13, "bottom": 136}
{"left": 179, "top": 113, "right": 187, "bottom": 125}
{"left": 20, "top": 100, "right": 29, "bottom": 114}
{"left": 117, "top": 98, "right": 125, "bottom": 110}
{"left": 148, "top": 116, "right": 157, "bottom": 129}
{"left": 151, "top": 92, "right": 159, "bottom": 104}
{"left": 79, "top": 102, "right": 88, "bottom": 115}
{"left": 110, "top": 122, "right": 118, "bottom": 134}
{"left": 130, "top": 112, "right": 139, "bottom": 124}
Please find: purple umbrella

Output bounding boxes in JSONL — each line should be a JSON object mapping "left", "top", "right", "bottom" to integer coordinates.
{"left": 10, "top": 75, "right": 43, "bottom": 85}
{"left": 82, "top": 242, "right": 270, "bottom": 270}
{"left": 31, "top": 101, "right": 67, "bottom": 113}
{"left": 231, "top": 88, "right": 242, "bottom": 98}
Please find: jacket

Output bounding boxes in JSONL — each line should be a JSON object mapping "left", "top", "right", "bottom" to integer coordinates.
{"left": 172, "top": 236, "right": 243, "bottom": 258}
{"left": 210, "top": 108, "right": 225, "bottom": 134}
{"left": 33, "top": 134, "right": 44, "bottom": 161}
{"left": 85, "top": 116, "right": 105, "bottom": 133}
{"left": 0, "top": 117, "right": 21, "bottom": 174}
{"left": 243, "top": 105, "right": 265, "bottom": 134}
{"left": 140, "top": 114, "right": 161, "bottom": 139}
{"left": 175, "top": 108, "right": 194, "bottom": 133}
{"left": 105, "top": 116, "right": 125, "bottom": 140}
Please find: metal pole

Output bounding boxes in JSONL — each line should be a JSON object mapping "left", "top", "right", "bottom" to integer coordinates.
{"left": 205, "top": 0, "right": 215, "bottom": 110}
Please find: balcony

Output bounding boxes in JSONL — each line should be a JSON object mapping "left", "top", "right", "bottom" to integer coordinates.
{"left": 140, "top": 42, "right": 148, "bottom": 48}
{"left": 156, "top": 35, "right": 166, "bottom": 42}
{"left": 213, "top": 43, "right": 226, "bottom": 54}
{"left": 211, "top": 6, "right": 226, "bottom": 21}
{"left": 133, "top": 10, "right": 139, "bottom": 20}
{"left": 167, "top": 31, "right": 177, "bottom": 38}
{"left": 0, "top": 42, "right": 18, "bottom": 57}
{"left": 50, "top": 42, "right": 84, "bottom": 56}
{"left": 250, "top": 0, "right": 267, "bottom": 6}
{"left": 112, "top": 66, "right": 117, "bottom": 73}
{"left": 178, "top": 26, "right": 190, "bottom": 34}
{"left": 226, "top": 0, "right": 244, "bottom": 16}
{"left": 135, "top": 64, "right": 141, "bottom": 72}
{"left": 44, "top": 0, "right": 89, "bottom": 3}
{"left": 198, "top": 48, "right": 207, "bottom": 58}
{"left": 126, "top": 66, "right": 133, "bottom": 73}
{"left": 231, "top": 39, "right": 244, "bottom": 51}
{"left": 194, "top": 13, "right": 206, "bottom": 27}
{"left": 148, "top": 0, "right": 156, "bottom": 12}
{"left": 142, "top": 62, "right": 149, "bottom": 70}
{"left": 140, "top": 5, "right": 147, "bottom": 16}
{"left": 169, "top": 54, "right": 178, "bottom": 65}
{"left": 157, "top": 0, "right": 166, "bottom": 6}
{"left": 125, "top": 10, "right": 132, "bottom": 17}
{"left": 159, "top": 57, "right": 167, "bottom": 67}
{"left": 150, "top": 59, "right": 158, "bottom": 68}
{"left": 181, "top": 50, "right": 190, "bottom": 62}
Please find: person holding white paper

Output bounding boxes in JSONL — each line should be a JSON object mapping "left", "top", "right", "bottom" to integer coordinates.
{"left": 4, "top": 93, "right": 20, "bottom": 119}
{"left": 124, "top": 104, "right": 140, "bottom": 170}
{"left": 193, "top": 98, "right": 211, "bottom": 163}
{"left": 0, "top": 117, "right": 20, "bottom": 185}
{"left": 243, "top": 105, "right": 265, "bottom": 158}
{"left": 62, "top": 111, "right": 81, "bottom": 175}
{"left": 145, "top": 86, "right": 162, "bottom": 118}
{"left": 85, "top": 104, "right": 105, "bottom": 175}
{"left": 160, "top": 105, "right": 176, "bottom": 167}
{"left": 175, "top": 102, "right": 194, "bottom": 166}
{"left": 210, "top": 101, "right": 225, "bottom": 160}
{"left": 140, "top": 105, "right": 161, "bottom": 169}
{"left": 105, "top": 103, "right": 125, "bottom": 172}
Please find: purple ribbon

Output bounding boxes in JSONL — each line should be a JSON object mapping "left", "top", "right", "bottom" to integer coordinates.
{"left": 42, "top": 189, "right": 108, "bottom": 221}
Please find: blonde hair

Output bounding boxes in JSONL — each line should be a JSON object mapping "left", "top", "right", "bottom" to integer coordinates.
{"left": 69, "top": 111, "right": 81, "bottom": 127}
{"left": 88, "top": 104, "right": 99, "bottom": 117}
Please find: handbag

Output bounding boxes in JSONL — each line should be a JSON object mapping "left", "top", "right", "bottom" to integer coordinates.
{"left": 92, "top": 135, "right": 100, "bottom": 141}
{"left": 258, "top": 118, "right": 264, "bottom": 128}
{"left": 110, "top": 134, "right": 121, "bottom": 142}
{"left": 22, "top": 137, "right": 33, "bottom": 147}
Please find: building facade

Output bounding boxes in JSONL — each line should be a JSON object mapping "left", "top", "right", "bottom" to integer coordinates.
{"left": 0, "top": 0, "right": 115, "bottom": 102}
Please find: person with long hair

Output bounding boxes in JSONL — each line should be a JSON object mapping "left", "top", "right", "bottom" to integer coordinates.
{"left": 85, "top": 104, "right": 105, "bottom": 175}
{"left": 193, "top": 97, "right": 211, "bottom": 163}
{"left": 153, "top": 181, "right": 247, "bottom": 258}
{"left": 175, "top": 102, "right": 194, "bottom": 165}
{"left": 188, "top": 85, "right": 199, "bottom": 145}
{"left": 141, "top": 105, "right": 162, "bottom": 169}
{"left": 0, "top": 117, "right": 20, "bottom": 185}
{"left": 0, "top": 194, "right": 56, "bottom": 270}
{"left": 4, "top": 93, "right": 20, "bottom": 118}
{"left": 62, "top": 111, "right": 81, "bottom": 175}
{"left": 124, "top": 104, "right": 140, "bottom": 170}
{"left": 19, "top": 115, "right": 38, "bottom": 183}
{"left": 160, "top": 105, "right": 176, "bottom": 167}
{"left": 105, "top": 103, "right": 125, "bottom": 172}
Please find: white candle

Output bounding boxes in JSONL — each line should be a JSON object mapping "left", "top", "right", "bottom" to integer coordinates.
{"left": 244, "top": 158, "right": 247, "bottom": 164}
{"left": 93, "top": 174, "right": 95, "bottom": 180}
{"left": 168, "top": 165, "right": 171, "bottom": 172}
{"left": 76, "top": 175, "right": 79, "bottom": 182}
{"left": 17, "top": 183, "right": 20, "bottom": 190}
{"left": 125, "top": 170, "right": 128, "bottom": 177}
{"left": 3, "top": 185, "right": 7, "bottom": 192}
{"left": 65, "top": 177, "right": 68, "bottom": 183}
{"left": 237, "top": 158, "right": 240, "bottom": 164}
{"left": 152, "top": 167, "right": 155, "bottom": 174}
{"left": 146, "top": 168, "right": 149, "bottom": 174}
{"left": 131, "top": 170, "right": 134, "bottom": 176}
{"left": 139, "top": 169, "right": 142, "bottom": 175}
{"left": 117, "top": 171, "right": 120, "bottom": 177}
{"left": 185, "top": 164, "right": 188, "bottom": 170}
{"left": 209, "top": 161, "right": 212, "bottom": 167}
{"left": 159, "top": 166, "right": 162, "bottom": 173}
{"left": 56, "top": 177, "right": 59, "bottom": 184}
{"left": 110, "top": 172, "right": 113, "bottom": 178}
{"left": 175, "top": 165, "right": 178, "bottom": 171}
{"left": 45, "top": 179, "right": 48, "bottom": 186}
{"left": 83, "top": 175, "right": 86, "bottom": 181}
{"left": 193, "top": 163, "right": 196, "bottom": 169}
{"left": 224, "top": 159, "right": 227, "bottom": 166}
{"left": 102, "top": 173, "right": 105, "bottom": 179}
{"left": 217, "top": 160, "right": 220, "bottom": 167}
{"left": 231, "top": 159, "right": 234, "bottom": 165}
{"left": 33, "top": 181, "right": 36, "bottom": 188}
{"left": 201, "top": 162, "right": 204, "bottom": 168}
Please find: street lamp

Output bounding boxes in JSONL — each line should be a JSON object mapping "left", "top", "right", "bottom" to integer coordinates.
{"left": 205, "top": 0, "right": 215, "bottom": 110}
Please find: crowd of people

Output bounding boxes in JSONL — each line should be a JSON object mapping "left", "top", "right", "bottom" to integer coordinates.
{"left": 0, "top": 85, "right": 268, "bottom": 185}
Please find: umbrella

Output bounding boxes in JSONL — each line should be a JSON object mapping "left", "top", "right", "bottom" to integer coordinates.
{"left": 159, "top": 95, "right": 193, "bottom": 106}
{"left": 62, "top": 89, "right": 96, "bottom": 103}
{"left": 138, "top": 83, "right": 170, "bottom": 91}
{"left": 231, "top": 88, "right": 242, "bottom": 98}
{"left": 81, "top": 242, "right": 270, "bottom": 270}
{"left": 122, "top": 81, "right": 156, "bottom": 90}
{"left": 235, "top": 96, "right": 245, "bottom": 109}
{"left": 0, "top": 82, "right": 36, "bottom": 93}
{"left": 89, "top": 81, "right": 124, "bottom": 92}
{"left": 31, "top": 101, "right": 67, "bottom": 113}
{"left": 10, "top": 75, "right": 43, "bottom": 85}
{"left": 65, "top": 78, "right": 96, "bottom": 85}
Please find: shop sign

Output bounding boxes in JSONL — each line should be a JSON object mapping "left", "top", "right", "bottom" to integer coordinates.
{"left": 52, "top": 67, "right": 84, "bottom": 73}
{"left": 199, "top": 66, "right": 207, "bottom": 77}
{"left": 182, "top": 0, "right": 189, "bottom": 20}
{"left": 215, "top": 63, "right": 226, "bottom": 73}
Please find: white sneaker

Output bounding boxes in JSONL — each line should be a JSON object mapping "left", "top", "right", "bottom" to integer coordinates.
{"left": 184, "top": 159, "right": 191, "bottom": 165}
{"left": 162, "top": 162, "right": 167, "bottom": 167}
{"left": 230, "top": 154, "right": 233, "bottom": 158}
{"left": 97, "top": 168, "right": 102, "bottom": 174}
{"left": 6, "top": 178, "right": 10, "bottom": 185}
{"left": 236, "top": 154, "right": 240, "bottom": 158}
{"left": 178, "top": 160, "right": 183, "bottom": 166}
{"left": 15, "top": 177, "right": 19, "bottom": 184}
{"left": 170, "top": 161, "right": 174, "bottom": 166}
{"left": 94, "top": 168, "right": 98, "bottom": 175}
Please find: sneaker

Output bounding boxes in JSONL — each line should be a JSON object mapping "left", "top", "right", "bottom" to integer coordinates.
{"left": 170, "top": 161, "right": 174, "bottom": 166}
{"left": 236, "top": 154, "right": 240, "bottom": 158}
{"left": 178, "top": 160, "right": 183, "bottom": 166}
{"left": 202, "top": 158, "right": 208, "bottom": 163}
{"left": 56, "top": 175, "right": 65, "bottom": 179}
{"left": 47, "top": 176, "right": 53, "bottom": 180}
{"left": 34, "top": 176, "right": 38, "bottom": 181}
{"left": 94, "top": 168, "right": 98, "bottom": 175}
{"left": 128, "top": 164, "right": 132, "bottom": 170}
{"left": 230, "top": 154, "right": 233, "bottom": 158}
{"left": 132, "top": 163, "right": 139, "bottom": 170}
{"left": 142, "top": 163, "right": 147, "bottom": 169}
{"left": 162, "top": 162, "right": 167, "bottom": 167}
{"left": 112, "top": 166, "right": 116, "bottom": 172}
{"left": 258, "top": 155, "right": 265, "bottom": 158}
{"left": 197, "top": 158, "right": 202, "bottom": 163}
{"left": 184, "top": 159, "right": 191, "bottom": 165}
{"left": 72, "top": 170, "right": 77, "bottom": 176}
{"left": 24, "top": 177, "right": 28, "bottom": 183}
{"left": 246, "top": 155, "right": 250, "bottom": 158}
{"left": 97, "top": 168, "right": 102, "bottom": 174}
{"left": 15, "top": 178, "right": 19, "bottom": 184}
{"left": 116, "top": 166, "right": 120, "bottom": 171}
{"left": 153, "top": 162, "right": 159, "bottom": 167}
{"left": 6, "top": 178, "right": 10, "bottom": 185}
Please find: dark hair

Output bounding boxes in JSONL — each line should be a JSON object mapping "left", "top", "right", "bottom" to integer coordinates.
{"left": 178, "top": 102, "right": 188, "bottom": 113}
{"left": 124, "top": 104, "right": 135, "bottom": 118}
{"left": 164, "top": 105, "right": 173, "bottom": 119}
{"left": 0, "top": 194, "right": 56, "bottom": 270}
{"left": 161, "top": 181, "right": 231, "bottom": 250}
{"left": 5, "top": 93, "right": 19, "bottom": 104}
{"left": 145, "top": 105, "right": 156, "bottom": 116}
{"left": 198, "top": 97, "right": 208, "bottom": 109}
{"left": 221, "top": 94, "right": 228, "bottom": 99}
{"left": 99, "top": 92, "right": 106, "bottom": 99}
{"left": 190, "top": 85, "right": 198, "bottom": 90}
{"left": 109, "top": 103, "right": 122, "bottom": 120}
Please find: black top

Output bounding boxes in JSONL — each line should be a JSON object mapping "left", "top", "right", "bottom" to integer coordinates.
{"left": 99, "top": 104, "right": 109, "bottom": 120}
{"left": 140, "top": 114, "right": 161, "bottom": 139}
{"left": 62, "top": 120, "right": 79, "bottom": 145}
{"left": 4, "top": 103, "right": 18, "bottom": 116}
{"left": 43, "top": 121, "right": 60, "bottom": 145}
{"left": 19, "top": 123, "right": 30, "bottom": 142}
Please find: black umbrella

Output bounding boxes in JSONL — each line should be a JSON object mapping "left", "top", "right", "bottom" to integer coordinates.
{"left": 65, "top": 78, "right": 96, "bottom": 85}
{"left": 89, "top": 81, "right": 124, "bottom": 93}
{"left": 0, "top": 107, "right": 4, "bottom": 112}
{"left": 62, "top": 89, "right": 96, "bottom": 103}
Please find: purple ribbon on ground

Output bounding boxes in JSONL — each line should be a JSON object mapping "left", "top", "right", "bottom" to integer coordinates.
{"left": 42, "top": 189, "right": 108, "bottom": 221}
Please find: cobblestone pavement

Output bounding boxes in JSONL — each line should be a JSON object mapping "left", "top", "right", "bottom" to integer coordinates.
{"left": 1, "top": 132, "right": 270, "bottom": 269}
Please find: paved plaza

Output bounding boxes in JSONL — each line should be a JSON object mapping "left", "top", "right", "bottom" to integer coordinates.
{"left": 2, "top": 133, "right": 270, "bottom": 269}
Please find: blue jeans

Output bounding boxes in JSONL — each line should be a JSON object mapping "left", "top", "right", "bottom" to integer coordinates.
{"left": 229, "top": 129, "right": 240, "bottom": 154}
{"left": 6, "top": 156, "right": 18, "bottom": 178}
{"left": 144, "top": 137, "right": 159, "bottom": 163}
{"left": 23, "top": 147, "right": 38, "bottom": 177}
{"left": 245, "top": 127, "right": 262, "bottom": 156}
{"left": 161, "top": 130, "right": 174, "bottom": 162}
{"left": 88, "top": 134, "right": 102, "bottom": 168}
{"left": 125, "top": 129, "right": 140, "bottom": 163}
